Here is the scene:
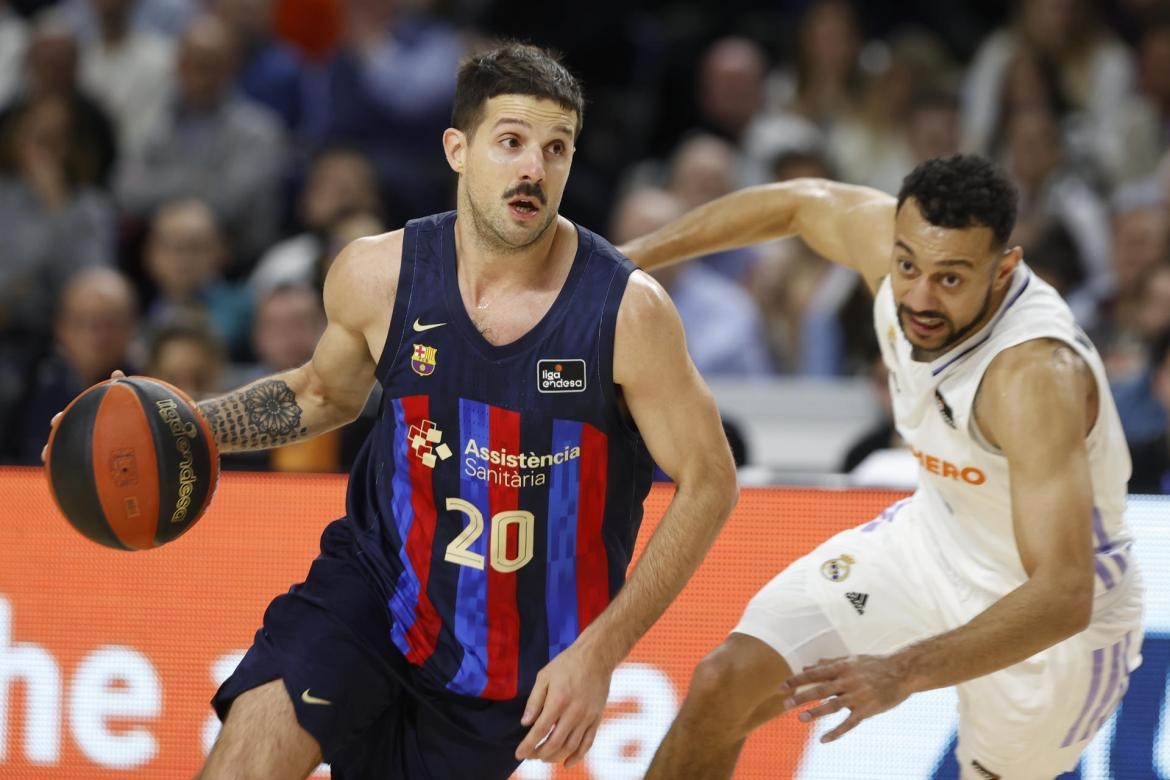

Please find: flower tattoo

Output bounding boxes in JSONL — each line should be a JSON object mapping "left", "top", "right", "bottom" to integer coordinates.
{"left": 197, "top": 379, "right": 308, "bottom": 451}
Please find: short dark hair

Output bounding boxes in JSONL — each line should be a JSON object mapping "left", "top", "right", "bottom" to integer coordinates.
{"left": 897, "top": 154, "right": 1018, "bottom": 248}
{"left": 908, "top": 89, "right": 959, "bottom": 116}
{"left": 452, "top": 42, "right": 584, "bottom": 139}
{"left": 148, "top": 322, "right": 225, "bottom": 367}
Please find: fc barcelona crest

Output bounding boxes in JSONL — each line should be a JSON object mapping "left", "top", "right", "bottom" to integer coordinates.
{"left": 412, "top": 344, "right": 437, "bottom": 376}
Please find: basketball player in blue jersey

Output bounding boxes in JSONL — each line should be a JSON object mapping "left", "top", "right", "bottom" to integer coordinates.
{"left": 157, "top": 43, "right": 738, "bottom": 779}
{"left": 622, "top": 155, "right": 1143, "bottom": 779}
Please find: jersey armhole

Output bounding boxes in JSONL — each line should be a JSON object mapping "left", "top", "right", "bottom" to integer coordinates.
{"left": 597, "top": 260, "right": 641, "bottom": 440}
{"left": 373, "top": 224, "right": 417, "bottom": 385}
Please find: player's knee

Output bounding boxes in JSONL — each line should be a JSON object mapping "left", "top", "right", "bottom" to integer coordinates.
{"left": 202, "top": 681, "right": 322, "bottom": 780}
{"left": 688, "top": 642, "right": 752, "bottom": 704}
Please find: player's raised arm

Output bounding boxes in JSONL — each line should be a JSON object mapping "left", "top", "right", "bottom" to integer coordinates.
{"left": 783, "top": 338, "right": 1098, "bottom": 741}
{"left": 618, "top": 178, "right": 896, "bottom": 292}
{"left": 196, "top": 233, "right": 398, "bottom": 453}
{"left": 515, "top": 271, "right": 739, "bottom": 767}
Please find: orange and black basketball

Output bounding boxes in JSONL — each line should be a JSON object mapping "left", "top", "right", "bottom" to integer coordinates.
{"left": 44, "top": 376, "right": 220, "bottom": 550}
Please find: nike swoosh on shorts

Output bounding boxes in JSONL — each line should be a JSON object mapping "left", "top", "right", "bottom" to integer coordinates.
{"left": 301, "top": 689, "right": 332, "bottom": 706}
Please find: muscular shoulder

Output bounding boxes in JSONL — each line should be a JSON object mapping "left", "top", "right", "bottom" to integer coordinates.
{"left": 322, "top": 229, "right": 403, "bottom": 332}
{"left": 976, "top": 338, "right": 1096, "bottom": 449}
{"left": 616, "top": 270, "right": 674, "bottom": 328}
{"left": 982, "top": 338, "right": 1092, "bottom": 395}
{"left": 613, "top": 271, "right": 685, "bottom": 386}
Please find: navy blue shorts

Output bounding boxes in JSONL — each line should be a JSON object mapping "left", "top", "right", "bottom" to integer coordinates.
{"left": 212, "top": 519, "right": 525, "bottom": 779}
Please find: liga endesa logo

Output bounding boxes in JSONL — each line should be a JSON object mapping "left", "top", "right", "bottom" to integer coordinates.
{"left": 537, "top": 359, "right": 586, "bottom": 393}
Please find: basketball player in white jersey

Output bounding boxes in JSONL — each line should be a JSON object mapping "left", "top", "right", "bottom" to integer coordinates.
{"left": 621, "top": 155, "right": 1143, "bottom": 779}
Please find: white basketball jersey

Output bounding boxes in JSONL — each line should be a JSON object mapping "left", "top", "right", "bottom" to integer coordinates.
{"left": 874, "top": 263, "right": 1135, "bottom": 605}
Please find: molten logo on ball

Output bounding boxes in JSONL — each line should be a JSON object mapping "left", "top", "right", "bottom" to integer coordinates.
{"left": 155, "top": 399, "right": 199, "bottom": 524}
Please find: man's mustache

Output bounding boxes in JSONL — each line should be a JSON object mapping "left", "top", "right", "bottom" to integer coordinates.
{"left": 503, "top": 183, "right": 547, "bottom": 205}
{"left": 898, "top": 304, "right": 950, "bottom": 323}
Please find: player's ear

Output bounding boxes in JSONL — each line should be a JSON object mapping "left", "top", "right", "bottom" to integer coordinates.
{"left": 996, "top": 245, "right": 1023, "bottom": 287}
{"left": 443, "top": 128, "right": 468, "bottom": 174}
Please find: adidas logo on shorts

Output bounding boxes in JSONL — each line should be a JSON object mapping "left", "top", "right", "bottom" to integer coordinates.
{"left": 845, "top": 592, "right": 868, "bottom": 615}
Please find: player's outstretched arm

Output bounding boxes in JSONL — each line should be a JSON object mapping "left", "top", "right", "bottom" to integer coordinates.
{"left": 784, "top": 338, "right": 1098, "bottom": 742}
{"left": 196, "top": 234, "right": 398, "bottom": 453}
{"left": 618, "top": 178, "right": 895, "bottom": 292}
{"left": 516, "top": 272, "right": 739, "bottom": 767}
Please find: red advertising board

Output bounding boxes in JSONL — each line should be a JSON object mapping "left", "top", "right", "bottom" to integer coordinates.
{"left": 0, "top": 467, "right": 904, "bottom": 778}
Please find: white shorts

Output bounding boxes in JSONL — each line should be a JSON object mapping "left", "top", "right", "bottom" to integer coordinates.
{"left": 734, "top": 498, "right": 1144, "bottom": 780}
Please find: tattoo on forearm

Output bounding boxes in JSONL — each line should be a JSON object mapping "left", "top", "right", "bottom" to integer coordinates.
{"left": 198, "top": 380, "right": 309, "bottom": 450}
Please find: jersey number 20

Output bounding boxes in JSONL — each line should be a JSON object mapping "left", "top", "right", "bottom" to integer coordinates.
{"left": 444, "top": 498, "right": 535, "bottom": 573}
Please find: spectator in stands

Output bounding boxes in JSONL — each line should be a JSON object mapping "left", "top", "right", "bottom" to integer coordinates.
{"left": 611, "top": 186, "right": 774, "bottom": 377}
{"left": 783, "top": 0, "right": 864, "bottom": 129}
{"left": 667, "top": 132, "right": 738, "bottom": 212}
{"left": 1138, "top": 262, "right": 1170, "bottom": 348}
{"left": 980, "top": 49, "right": 1071, "bottom": 161}
{"left": 1128, "top": 326, "right": 1170, "bottom": 494}
{"left": 116, "top": 14, "right": 285, "bottom": 267}
{"left": 143, "top": 197, "right": 252, "bottom": 359}
{"left": 58, "top": 0, "right": 196, "bottom": 40}
{"left": 307, "top": 0, "right": 462, "bottom": 224}
{"left": 0, "top": 93, "right": 116, "bottom": 346}
{"left": 1002, "top": 105, "right": 1112, "bottom": 315}
{"left": 1093, "top": 184, "right": 1169, "bottom": 382}
{"left": 829, "top": 34, "right": 957, "bottom": 194}
{"left": 247, "top": 283, "right": 324, "bottom": 379}
{"left": 696, "top": 37, "right": 767, "bottom": 147}
{"left": 1115, "top": 15, "right": 1170, "bottom": 183}
{"left": 963, "top": 0, "right": 1136, "bottom": 181}
{"left": 79, "top": 0, "right": 173, "bottom": 158}
{"left": 0, "top": 0, "right": 28, "bottom": 108}
{"left": 905, "top": 90, "right": 961, "bottom": 167}
{"left": 1024, "top": 221, "right": 1084, "bottom": 299}
{"left": 840, "top": 354, "right": 910, "bottom": 485}
{"left": 211, "top": 0, "right": 306, "bottom": 134}
{"left": 147, "top": 321, "right": 225, "bottom": 400}
{"left": 744, "top": 1, "right": 864, "bottom": 183}
{"left": 12, "top": 11, "right": 117, "bottom": 186}
{"left": 769, "top": 148, "right": 833, "bottom": 182}
{"left": 665, "top": 133, "right": 760, "bottom": 283}
{"left": 4, "top": 266, "right": 138, "bottom": 464}
{"left": 248, "top": 146, "right": 380, "bottom": 299}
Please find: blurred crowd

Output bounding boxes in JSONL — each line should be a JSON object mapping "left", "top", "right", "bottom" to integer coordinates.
{"left": 0, "top": 0, "right": 1168, "bottom": 492}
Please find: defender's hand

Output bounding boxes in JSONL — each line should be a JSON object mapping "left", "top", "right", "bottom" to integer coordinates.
{"left": 783, "top": 654, "right": 912, "bottom": 742}
{"left": 515, "top": 639, "right": 613, "bottom": 768}
{"left": 42, "top": 370, "right": 126, "bottom": 462}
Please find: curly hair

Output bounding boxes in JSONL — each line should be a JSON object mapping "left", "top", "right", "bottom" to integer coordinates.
{"left": 896, "top": 155, "right": 1018, "bottom": 248}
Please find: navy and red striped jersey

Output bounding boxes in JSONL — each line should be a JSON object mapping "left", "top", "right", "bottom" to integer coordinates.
{"left": 345, "top": 211, "right": 654, "bottom": 703}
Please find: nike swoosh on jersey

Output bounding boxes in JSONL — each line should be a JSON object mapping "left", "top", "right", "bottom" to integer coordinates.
{"left": 413, "top": 319, "right": 447, "bottom": 332}
{"left": 300, "top": 689, "right": 332, "bottom": 706}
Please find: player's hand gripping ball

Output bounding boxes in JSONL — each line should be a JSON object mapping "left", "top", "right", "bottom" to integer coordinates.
{"left": 44, "top": 376, "right": 220, "bottom": 550}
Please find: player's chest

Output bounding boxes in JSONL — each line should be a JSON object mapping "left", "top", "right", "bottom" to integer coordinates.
{"left": 387, "top": 334, "right": 597, "bottom": 416}
{"left": 463, "top": 287, "right": 562, "bottom": 347}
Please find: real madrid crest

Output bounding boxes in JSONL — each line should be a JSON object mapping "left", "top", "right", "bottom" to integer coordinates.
{"left": 821, "top": 554, "right": 855, "bottom": 582}
{"left": 411, "top": 344, "right": 437, "bottom": 376}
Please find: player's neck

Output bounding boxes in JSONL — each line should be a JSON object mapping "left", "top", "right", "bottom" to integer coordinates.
{"left": 453, "top": 212, "right": 568, "bottom": 300}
